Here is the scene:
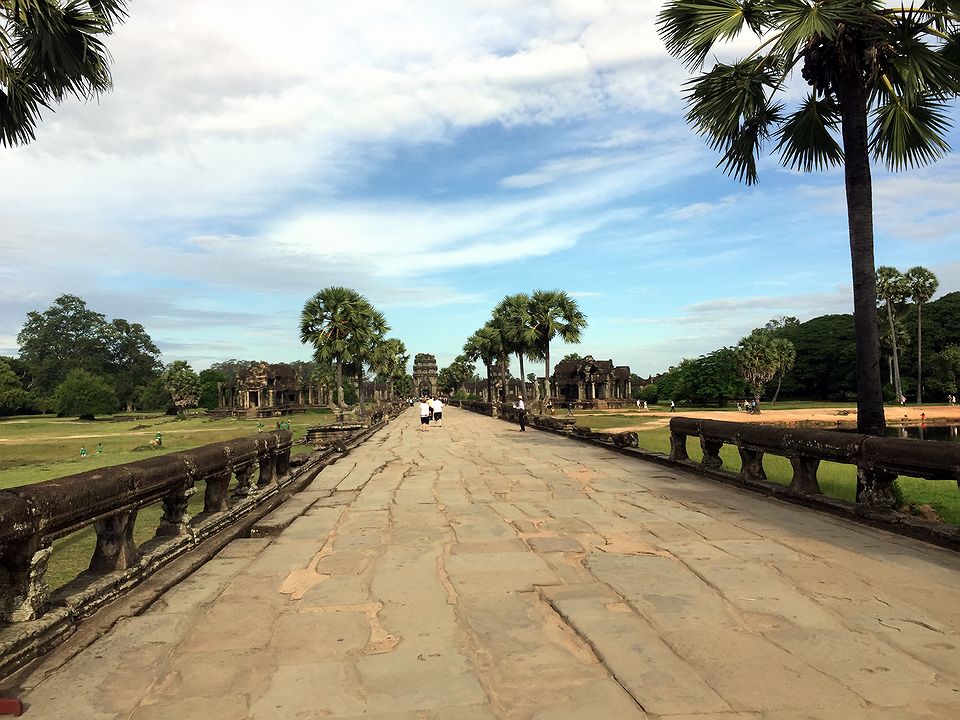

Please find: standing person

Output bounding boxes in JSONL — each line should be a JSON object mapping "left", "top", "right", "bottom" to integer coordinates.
{"left": 670, "top": 400, "right": 676, "bottom": 413}
{"left": 433, "top": 397, "right": 444, "bottom": 427}
{"left": 643, "top": 400, "right": 648, "bottom": 411}
{"left": 636, "top": 398, "right": 641, "bottom": 411}
{"left": 418, "top": 398, "right": 431, "bottom": 431}
{"left": 516, "top": 395, "right": 527, "bottom": 432}
{"left": 428, "top": 397, "right": 435, "bottom": 423}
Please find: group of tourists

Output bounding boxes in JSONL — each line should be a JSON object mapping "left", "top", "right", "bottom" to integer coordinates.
{"left": 737, "top": 399, "right": 758, "bottom": 414}
{"left": 948, "top": 394, "right": 957, "bottom": 406}
{"left": 635, "top": 399, "right": 649, "bottom": 411}
{"left": 418, "top": 396, "right": 444, "bottom": 431}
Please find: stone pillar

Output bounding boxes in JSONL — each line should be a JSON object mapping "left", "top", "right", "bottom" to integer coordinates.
{"left": 0, "top": 538, "right": 51, "bottom": 623}
{"left": 90, "top": 510, "right": 139, "bottom": 573}
{"left": 203, "top": 470, "right": 232, "bottom": 513}
{"left": 232, "top": 463, "right": 257, "bottom": 499}
{"left": 157, "top": 480, "right": 196, "bottom": 536}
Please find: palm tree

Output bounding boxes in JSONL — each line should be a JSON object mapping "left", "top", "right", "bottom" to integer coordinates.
{"left": 493, "top": 293, "right": 539, "bottom": 399}
{"left": 657, "top": 1, "right": 960, "bottom": 435}
{"left": 1, "top": 1, "right": 128, "bottom": 146}
{"left": 371, "top": 337, "right": 409, "bottom": 402}
{"left": 769, "top": 337, "right": 797, "bottom": 405}
{"left": 735, "top": 330, "right": 780, "bottom": 414}
{"left": 876, "top": 266, "right": 909, "bottom": 402}
{"left": 527, "top": 290, "right": 587, "bottom": 408}
{"left": 905, "top": 266, "right": 939, "bottom": 403}
{"left": 463, "top": 327, "right": 500, "bottom": 403}
{"left": 299, "top": 287, "right": 381, "bottom": 411}
{"left": 345, "top": 303, "right": 388, "bottom": 417}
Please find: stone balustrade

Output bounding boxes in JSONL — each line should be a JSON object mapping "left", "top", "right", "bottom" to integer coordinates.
{"left": 669, "top": 417, "right": 960, "bottom": 507}
{"left": 0, "top": 431, "right": 292, "bottom": 624}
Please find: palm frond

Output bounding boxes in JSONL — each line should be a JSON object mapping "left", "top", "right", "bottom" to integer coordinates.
{"left": 870, "top": 91, "right": 953, "bottom": 171}
{"left": 774, "top": 93, "right": 844, "bottom": 172}
{"left": 883, "top": 14, "right": 960, "bottom": 98}
{"left": 657, "top": 0, "right": 766, "bottom": 70}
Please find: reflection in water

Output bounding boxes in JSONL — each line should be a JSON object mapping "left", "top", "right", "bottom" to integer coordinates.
{"left": 889, "top": 425, "right": 959, "bottom": 442}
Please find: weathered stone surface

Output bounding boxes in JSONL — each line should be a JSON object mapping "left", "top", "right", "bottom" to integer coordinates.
{"left": 9, "top": 406, "right": 960, "bottom": 719}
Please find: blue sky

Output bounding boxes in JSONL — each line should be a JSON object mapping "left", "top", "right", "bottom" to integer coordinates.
{"left": 2, "top": 0, "right": 958, "bottom": 378}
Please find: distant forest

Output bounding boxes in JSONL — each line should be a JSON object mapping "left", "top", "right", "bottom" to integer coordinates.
{"left": 642, "top": 291, "right": 960, "bottom": 406}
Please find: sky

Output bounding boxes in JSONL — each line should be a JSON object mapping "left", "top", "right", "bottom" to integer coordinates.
{"left": 2, "top": 0, "right": 959, "bottom": 379}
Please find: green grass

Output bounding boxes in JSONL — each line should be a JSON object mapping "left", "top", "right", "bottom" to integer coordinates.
{"left": 585, "top": 423, "right": 960, "bottom": 527}
{"left": 1, "top": 409, "right": 334, "bottom": 588}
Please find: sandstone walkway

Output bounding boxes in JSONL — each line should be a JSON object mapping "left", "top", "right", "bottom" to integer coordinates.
{"left": 9, "top": 408, "right": 960, "bottom": 719}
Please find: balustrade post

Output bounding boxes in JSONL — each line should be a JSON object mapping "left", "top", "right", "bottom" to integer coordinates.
{"left": 275, "top": 447, "right": 291, "bottom": 479}
{"left": 232, "top": 463, "right": 257, "bottom": 498}
{"left": 258, "top": 451, "right": 276, "bottom": 487}
{"left": 789, "top": 456, "right": 822, "bottom": 495}
{"left": 738, "top": 448, "right": 766, "bottom": 481}
{"left": 203, "top": 470, "right": 232, "bottom": 513}
{"left": 856, "top": 466, "right": 899, "bottom": 508}
{"left": 157, "top": 479, "right": 196, "bottom": 536}
{"left": 90, "top": 510, "right": 139, "bottom": 573}
{"left": 0, "top": 539, "right": 52, "bottom": 623}
{"left": 699, "top": 437, "right": 724, "bottom": 469}
{"left": 669, "top": 430, "right": 688, "bottom": 461}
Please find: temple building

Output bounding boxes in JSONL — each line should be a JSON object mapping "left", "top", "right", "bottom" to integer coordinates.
{"left": 552, "top": 356, "right": 632, "bottom": 408}
{"left": 217, "top": 362, "right": 327, "bottom": 416}
{"left": 412, "top": 353, "right": 438, "bottom": 398}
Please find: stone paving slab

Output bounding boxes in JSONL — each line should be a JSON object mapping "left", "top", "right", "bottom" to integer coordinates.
{"left": 7, "top": 406, "right": 960, "bottom": 719}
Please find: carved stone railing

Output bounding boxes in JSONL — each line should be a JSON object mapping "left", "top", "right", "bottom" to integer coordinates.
{"left": 669, "top": 417, "right": 960, "bottom": 507}
{"left": 0, "top": 431, "right": 292, "bottom": 624}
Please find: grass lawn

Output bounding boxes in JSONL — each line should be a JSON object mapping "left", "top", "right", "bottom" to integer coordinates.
{"left": 0, "top": 409, "right": 334, "bottom": 588}
{"left": 581, "top": 421, "right": 960, "bottom": 527}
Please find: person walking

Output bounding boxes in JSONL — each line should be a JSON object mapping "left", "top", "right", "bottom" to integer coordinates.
{"left": 433, "top": 397, "right": 444, "bottom": 427}
{"left": 516, "top": 395, "right": 527, "bottom": 432}
{"left": 418, "top": 398, "right": 430, "bottom": 431}
{"left": 670, "top": 400, "right": 675, "bottom": 413}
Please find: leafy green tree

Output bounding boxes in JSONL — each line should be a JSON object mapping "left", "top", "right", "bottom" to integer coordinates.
{"left": 345, "top": 303, "right": 388, "bottom": 416}
{"left": 137, "top": 377, "right": 173, "bottom": 413}
{"left": 198, "top": 368, "right": 227, "bottom": 410}
{"left": 54, "top": 368, "right": 118, "bottom": 419}
{"left": 527, "top": 290, "right": 587, "bottom": 408}
{"left": 877, "top": 266, "right": 910, "bottom": 400}
{"left": 657, "top": 0, "right": 960, "bottom": 435}
{"left": 926, "top": 345, "right": 960, "bottom": 395}
{"left": 161, "top": 361, "right": 201, "bottom": 416}
{"left": 103, "top": 318, "right": 162, "bottom": 410}
{"left": 0, "top": 358, "right": 32, "bottom": 415}
{"left": 438, "top": 355, "right": 477, "bottom": 394}
{"left": 905, "top": 266, "right": 939, "bottom": 402}
{"left": 17, "top": 294, "right": 110, "bottom": 393}
{"left": 1, "top": 0, "right": 128, "bottom": 146}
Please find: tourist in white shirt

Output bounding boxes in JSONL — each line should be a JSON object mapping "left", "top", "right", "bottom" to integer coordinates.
{"left": 432, "top": 397, "right": 444, "bottom": 427}
{"left": 515, "top": 395, "right": 526, "bottom": 432}
{"left": 418, "top": 398, "right": 430, "bottom": 431}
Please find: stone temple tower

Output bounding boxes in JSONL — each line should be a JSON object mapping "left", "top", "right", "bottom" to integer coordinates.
{"left": 412, "top": 353, "right": 438, "bottom": 398}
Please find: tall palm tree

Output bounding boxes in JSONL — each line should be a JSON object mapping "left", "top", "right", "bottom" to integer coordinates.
{"left": 493, "top": 293, "right": 538, "bottom": 399}
{"left": 657, "top": 1, "right": 960, "bottom": 435}
{"left": 345, "top": 303, "right": 388, "bottom": 417}
{"left": 371, "top": 337, "right": 409, "bottom": 402}
{"left": 299, "top": 287, "right": 380, "bottom": 411}
{"left": 769, "top": 337, "right": 797, "bottom": 405}
{"left": 463, "top": 326, "right": 500, "bottom": 403}
{"left": 1, "top": 1, "right": 128, "bottom": 146}
{"left": 876, "top": 266, "right": 909, "bottom": 401}
{"left": 905, "top": 266, "right": 940, "bottom": 403}
{"left": 527, "top": 290, "right": 587, "bottom": 408}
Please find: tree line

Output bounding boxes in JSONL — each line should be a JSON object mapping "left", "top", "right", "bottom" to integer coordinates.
{"left": 647, "top": 287, "right": 960, "bottom": 408}
{"left": 0, "top": 291, "right": 414, "bottom": 419}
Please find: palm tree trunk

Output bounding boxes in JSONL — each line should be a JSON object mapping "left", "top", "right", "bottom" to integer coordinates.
{"left": 485, "top": 362, "right": 492, "bottom": 403}
{"left": 335, "top": 359, "right": 344, "bottom": 410}
{"left": 772, "top": 375, "right": 783, "bottom": 405}
{"left": 518, "top": 353, "right": 526, "bottom": 399}
{"left": 885, "top": 300, "right": 902, "bottom": 402}
{"left": 917, "top": 303, "right": 923, "bottom": 403}
{"left": 357, "top": 368, "right": 365, "bottom": 416}
{"left": 499, "top": 352, "right": 507, "bottom": 403}
{"left": 543, "top": 341, "right": 552, "bottom": 405}
{"left": 838, "top": 73, "right": 886, "bottom": 437}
